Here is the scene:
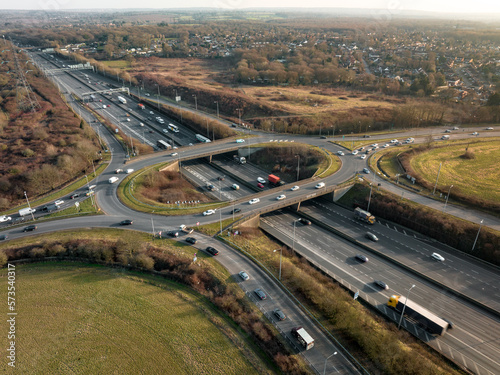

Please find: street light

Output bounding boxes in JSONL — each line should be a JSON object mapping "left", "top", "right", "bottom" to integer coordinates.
{"left": 192, "top": 94, "right": 197, "bottom": 110}
{"left": 471, "top": 219, "right": 484, "bottom": 252}
{"left": 295, "top": 155, "right": 300, "bottom": 182}
{"left": 323, "top": 352, "right": 338, "bottom": 375}
{"left": 367, "top": 183, "right": 373, "bottom": 212}
{"left": 443, "top": 184, "right": 453, "bottom": 212}
{"left": 214, "top": 101, "right": 219, "bottom": 118}
{"left": 155, "top": 84, "right": 160, "bottom": 111}
{"left": 236, "top": 108, "right": 242, "bottom": 126}
{"left": 151, "top": 211, "right": 155, "bottom": 238}
{"left": 273, "top": 248, "right": 283, "bottom": 280}
{"left": 398, "top": 284, "right": 416, "bottom": 330}
{"left": 24, "top": 191, "right": 35, "bottom": 221}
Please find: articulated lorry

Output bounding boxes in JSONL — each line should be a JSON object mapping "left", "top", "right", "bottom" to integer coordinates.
{"left": 354, "top": 207, "right": 376, "bottom": 224}
{"left": 291, "top": 327, "right": 315, "bottom": 350}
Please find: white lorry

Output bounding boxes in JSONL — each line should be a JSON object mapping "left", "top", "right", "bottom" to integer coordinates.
{"left": 291, "top": 327, "right": 314, "bottom": 350}
{"left": 117, "top": 96, "right": 127, "bottom": 104}
{"left": 19, "top": 207, "right": 36, "bottom": 217}
{"left": 109, "top": 177, "right": 119, "bottom": 184}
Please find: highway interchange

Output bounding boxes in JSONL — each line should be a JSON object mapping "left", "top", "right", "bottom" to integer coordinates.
{"left": 1, "top": 50, "right": 499, "bottom": 374}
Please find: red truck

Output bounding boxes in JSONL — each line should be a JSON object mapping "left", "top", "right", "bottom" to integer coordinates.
{"left": 138, "top": 103, "right": 145, "bottom": 110}
{"left": 268, "top": 174, "right": 284, "bottom": 186}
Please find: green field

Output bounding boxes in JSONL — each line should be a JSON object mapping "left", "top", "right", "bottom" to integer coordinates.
{"left": 1, "top": 263, "right": 262, "bottom": 374}
{"left": 409, "top": 140, "right": 500, "bottom": 202}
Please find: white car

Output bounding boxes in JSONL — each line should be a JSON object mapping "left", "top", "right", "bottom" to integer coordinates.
{"left": 290, "top": 185, "right": 300, "bottom": 191}
{"left": 171, "top": 152, "right": 178, "bottom": 156}
{"left": 257, "top": 177, "right": 266, "bottom": 184}
{"left": 163, "top": 129, "right": 168, "bottom": 133}
{"left": 371, "top": 143, "right": 378, "bottom": 147}
{"left": 486, "top": 127, "right": 494, "bottom": 130}
{"left": 453, "top": 126, "right": 459, "bottom": 130}
{"left": 383, "top": 144, "right": 390, "bottom": 148}
{"left": 238, "top": 271, "right": 249, "bottom": 281}
{"left": 431, "top": 252, "right": 445, "bottom": 262}
{"left": 140, "top": 123, "right": 144, "bottom": 127}
{"left": 203, "top": 209, "right": 216, "bottom": 216}
{"left": 249, "top": 198, "right": 260, "bottom": 205}
{"left": 55, "top": 200, "right": 64, "bottom": 206}
{"left": 360, "top": 155, "right": 367, "bottom": 160}
{"left": 390, "top": 139, "right": 398, "bottom": 143}
{"left": 236, "top": 139, "right": 245, "bottom": 143}
{"left": 0, "top": 215, "right": 12, "bottom": 223}
{"left": 150, "top": 111, "right": 154, "bottom": 114}
{"left": 126, "top": 118, "right": 131, "bottom": 122}
{"left": 351, "top": 150, "right": 358, "bottom": 155}
{"left": 472, "top": 132, "right": 479, "bottom": 136}
{"left": 276, "top": 194, "right": 286, "bottom": 200}
{"left": 337, "top": 151, "right": 344, "bottom": 156}
{"left": 315, "top": 182, "right": 325, "bottom": 189}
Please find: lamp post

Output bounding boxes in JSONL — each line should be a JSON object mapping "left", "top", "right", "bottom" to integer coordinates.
{"left": 443, "top": 184, "right": 453, "bottom": 212}
{"left": 237, "top": 108, "right": 242, "bottom": 126}
{"left": 273, "top": 248, "right": 283, "bottom": 280}
{"left": 292, "top": 219, "right": 300, "bottom": 252}
{"left": 219, "top": 208, "right": 222, "bottom": 235}
{"left": 151, "top": 211, "right": 155, "bottom": 238}
{"left": 471, "top": 219, "right": 484, "bottom": 252}
{"left": 367, "top": 183, "right": 373, "bottom": 212}
{"left": 214, "top": 101, "right": 219, "bottom": 118}
{"left": 323, "top": 352, "right": 338, "bottom": 375}
{"left": 24, "top": 191, "right": 35, "bottom": 221}
{"left": 156, "top": 84, "right": 160, "bottom": 111}
{"left": 192, "top": 94, "right": 197, "bottom": 111}
{"left": 398, "top": 284, "right": 416, "bottom": 330}
{"left": 433, "top": 162, "right": 442, "bottom": 195}
{"left": 295, "top": 155, "right": 300, "bottom": 182}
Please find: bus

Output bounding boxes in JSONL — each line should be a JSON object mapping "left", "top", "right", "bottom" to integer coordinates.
{"left": 195, "top": 134, "right": 211, "bottom": 143}
{"left": 168, "top": 123, "right": 179, "bottom": 133}
{"left": 117, "top": 96, "right": 127, "bottom": 104}
{"left": 157, "top": 140, "right": 171, "bottom": 150}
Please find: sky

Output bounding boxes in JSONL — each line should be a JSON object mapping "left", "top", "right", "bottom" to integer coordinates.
{"left": 2, "top": 0, "right": 500, "bottom": 14}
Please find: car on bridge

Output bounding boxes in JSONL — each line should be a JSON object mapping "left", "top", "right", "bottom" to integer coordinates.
{"left": 315, "top": 182, "right": 325, "bottom": 189}
{"left": 276, "top": 194, "right": 286, "bottom": 200}
{"left": 290, "top": 185, "right": 299, "bottom": 191}
{"left": 257, "top": 183, "right": 265, "bottom": 188}
{"left": 236, "top": 139, "right": 245, "bottom": 143}
{"left": 249, "top": 198, "right": 260, "bottom": 205}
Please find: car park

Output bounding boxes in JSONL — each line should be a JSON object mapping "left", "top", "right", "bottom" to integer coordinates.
{"left": 23, "top": 225, "right": 37, "bottom": 232}
{"left": 290, "top": 185, "right": 299, "bottom": 191}
{"left": 355, "top": 254, "right": 369, "bottom": 262}
{"left": 120, "top": 220, "right": 133, "bottom": 225}
{"left": 273, "top": 309, "right": 286, "bottom": 321}
{"left": 185, "top": 237, "right": 197, "bottom": 244}
{"left": 315, "top": 182, "right": 325, "bottom": 189}
{"left": 239, "top": 271, "right": 249, "bottom": 281}
{"left": 431, "top": 252, "right": 445, "bottom": 261}
{"left": 0, "top": 215, "right": 12, "bottom": 223}
{"left": 337, "top": 151, "right": 344, "bottom": 156}
{"left": 365, "top": 232, "right": 379, "bottom": 242}
{"left": 205, "top": 246, "right": 219, "bottom": 256}
{"left": 249, "top": 198, "right": 260, "bottom": 205}
{"left": 298, "top": 218, "right": 312, "bottom": 225}
{"left": 374, "top": 280, "right": 389, "bottom": 290}
{"left": 257, "top": 177, "right": 266, "bottom": 184}
{"left": 363, "top": 168, "right": 370, "bottom": 174}
{"left": 69, "top": 193, "right": 80, "bottom": 199}
{"left": 276, "top": 194, "right": 286, "bottom": 200}
{"left": 257, "top": 183, "right": 265, "bottom": 188}
{"left": 254, "top": 288, "right": 267, "bottom": 300}
{"left": 203, "top": 209, "right": 216, "bottom": 216}
{"left": 231, "top": 208, "right": 241, "bottom": 214}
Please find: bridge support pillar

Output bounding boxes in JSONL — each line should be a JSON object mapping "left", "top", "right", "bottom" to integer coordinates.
{"left": 208, "top": 154, "right": 212, "bottom": 163}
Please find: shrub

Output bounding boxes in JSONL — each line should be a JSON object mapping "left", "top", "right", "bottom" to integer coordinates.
{"left": 21, "top": 148, "right": 35, "bottom": 157}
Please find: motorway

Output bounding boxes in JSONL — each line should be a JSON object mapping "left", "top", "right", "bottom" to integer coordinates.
{"left": 2, "top": 50, "right": 498, "bottom": 374}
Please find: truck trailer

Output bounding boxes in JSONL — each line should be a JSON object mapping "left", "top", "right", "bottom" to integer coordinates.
{"left": 387, "top": 295, "right": 449, "bottom": 335}
{"left": 354, "top": 207, "right": 376, "bottom": 224}
{"left": 268, "top": 174, "right": 285, "bottom": 186}
{"left": 291, "top": 327, "right": 314, "bottom": 350}
{"left": 19, "top": 207, "right": 36, "bottom": 217}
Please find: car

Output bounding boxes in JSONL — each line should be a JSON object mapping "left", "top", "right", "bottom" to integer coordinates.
{"left": 206, "top": 184, "right": 215, "bottom": 191}
{"left": 206, "top": 246, "right": 219, "bottom": 256}
{"left": 370, "top": 143, "right": 378, "bottom": 147}
{"left": 86, "top": 190, "right": 95, "bottom": 196}
{"left": 486, "top": 127, "right": 494, "bottom": 130}
{"left": 254, "top": 288, "right": 267, "bottom": 300}
{"left": 390, "top": 139, "right": 398, "bottom": 143}
{"left": 363, "top": 168, "right": 370, "bottom": 174}
{"left": 168, "top": 231, "right": 179, "bottom": 237}
{"left": 273, "top": 308, "right": 287, "bottom": 321}
{"left": 431, "top": 252, "right": 445, "bottom": 261}
{"left": 453, "top": 126, "right": 459, "bottom": 130}
{"left": 145, "top": 93, "right": 150, "bottom": 97}
{"left": 0, "top": 215, "right": 12, "bottom": 223}
{"left": 185, "top": 237, "right": 197, "bottom": 244}
{"left": 257, "top": 177, "right": 266, "bottom": 184}
{"left": 355, "top": 254, "right": 369, "bottom": 262}
{"left": 249, "top": 198, "right": 260, "bottom": 205}
{"left": 163, "top": 129, "right": 168, "bottom": 133}
{"left": 55, "top": 200, "right": 64, "bottom": 206}
{"left": 298, "top": 218, "right": 312, "bottom": 225}
{"left": 276, "top": 194, "right": 286, "bottom": 200}
{"left": 0, "top": 234, "right": 8, "bottom": 241}
{"left": 365, "top": 232, "right": 379, "bottom": 242}
{"left": 320, "top": 136, "right": 327, "bottom": 139}
{"left": 351, "top": 150, "right": 358, "bottom": 155}
{"left": 107, "top": 104, "right": 111, "bottom": 107}
{"left": 315, "top": 182, "right": 325, "bottom": 189}
{"left": 360, "top": 155, "right": 366, "bottom": 160}
{"left": 374, "top": 280, "right": 389, "bottom": 290}
{"left": 69, "top": 193, "right": 80, "bottom": 199}
{"left": 231, "top": 184, "right": 240, "bottom": 190}
{"left": 120, "top": 220, "right": 133, "bottom": 225}
{"left": 257, "top": 183, "right": 265, "bottom": 188}
{"left": 383, "top": 144, "right": 390, "bottom": 148}
{"left": 230, "top": 208, "right": 241, "bottom": 214}
{"left": 444, "top": 129, "right": 451, "bottom": 133}
{"left": 472, "top": 132, "right": 479, "bottom": 136}
{"left": 363, "top": 135, "right": 371, "bottom": 138}
{"left": 171, "top": 152, "right": 178, "bottom": 156}
{"left": 290, "top": 185, "right": 299, "bottom": 191}
{"left": 126, "top": 118, "right": 131, "bottom": 122}
{"left": 236, "top": 139, "right": 245, "bottom": 143}
{"left": 337, "top": 150, "right": 345, "bottom": 156}
{"left": 102, "top": 105, "right": 106, "bottom": 109}
{"left": 23, "top": 225, "right": 37, "bottom": 232}
{"left": 217, "top": 176, "right": 225, "bottom": 181}
{"left": 238, "top": 271, "right": 249, "bottom": 281}
{"left": 150, "top": 111, "right": 154, "bottom": 114}
{"left": 203, "top": 209, "right": 216, "bottom": 216}
{"left": 140, "top": 123, "right": 144, "bottom": 127}
{"left": 179, "top": 224, "right": 186, "bottom": 230}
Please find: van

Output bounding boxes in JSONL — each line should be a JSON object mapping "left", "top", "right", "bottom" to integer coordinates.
{"left": 365, "top": 232, "right": 379, "bottom": 242}
{"left": 431, "top": 252, "right": 445, "bottom": 261}
{"left": 231, "top": 184, "right": 240, "bottom": 190}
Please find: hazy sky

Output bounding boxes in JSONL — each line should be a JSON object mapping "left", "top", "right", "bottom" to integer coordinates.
{"left": 2, "top": 0, "right": 500, "bottom": 14}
